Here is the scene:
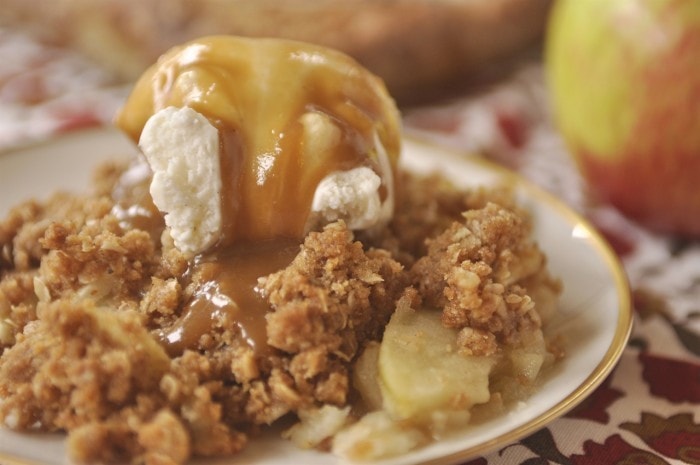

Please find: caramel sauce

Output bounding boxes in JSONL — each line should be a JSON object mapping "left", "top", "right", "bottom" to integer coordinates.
{"left": 215, "top": 121, "right": 371, "bottom": 245}
{"left": 111, "top": 158, "right": 165, "bottom": 241}
{"left": 158, "top": 239, "right": 299, "bottom": 356}
{"left": 114, "top": 36, "right": 401, "bottom": 356}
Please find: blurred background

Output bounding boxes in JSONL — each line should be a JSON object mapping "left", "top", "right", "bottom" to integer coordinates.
{"left": 0, "top": 0, "right": 552, "bottom": 105}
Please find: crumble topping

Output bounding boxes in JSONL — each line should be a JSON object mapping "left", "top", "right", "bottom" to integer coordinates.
{"left": 0, "top": 165, "right": 561, "bottom": 464}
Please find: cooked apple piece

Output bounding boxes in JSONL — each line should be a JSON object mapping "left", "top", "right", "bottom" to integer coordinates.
{"left": 332, "top": 410, "right": 429, "bottom": 461}
{"left": 353, "top": 341, "right": 384, "bottom": 412}
{"left": 507, "top": 329, "right": 547, "bottom": 384}
{"left": 378, "top": 305, "right": 497, "bottom": 421}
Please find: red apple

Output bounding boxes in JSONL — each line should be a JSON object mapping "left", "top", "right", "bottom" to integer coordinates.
{"left": 545, "top": 0, "right": 700, "bottom": 236}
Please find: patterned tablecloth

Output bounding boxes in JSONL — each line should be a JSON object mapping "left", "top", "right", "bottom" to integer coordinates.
{"left": 1, "top": 27, "right": 699, "bottom": 465}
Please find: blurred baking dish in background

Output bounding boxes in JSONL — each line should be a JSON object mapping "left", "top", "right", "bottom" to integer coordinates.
{"left": 0, "top": 0, "right": 552, "bottom": 105}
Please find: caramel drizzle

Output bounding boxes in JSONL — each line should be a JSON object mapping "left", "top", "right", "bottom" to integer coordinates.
{"left": 111, "top": 158, "right": 164, "bottom": 241}
{"left": 157, "top": 239, "right": 300, "bottom": 357}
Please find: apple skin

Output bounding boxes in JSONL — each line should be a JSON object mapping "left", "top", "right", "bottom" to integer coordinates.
{"left": 545, "top": 0, "right": 700, "bottom": 236}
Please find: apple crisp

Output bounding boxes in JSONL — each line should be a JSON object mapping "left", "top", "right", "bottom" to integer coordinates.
{"left": 0, "top": 164, "right": 561, "bottom": 464}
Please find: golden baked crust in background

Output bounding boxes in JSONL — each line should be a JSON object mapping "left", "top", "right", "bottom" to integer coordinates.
{"left": 0, "top": 0, "right": 552, "bottom": 105}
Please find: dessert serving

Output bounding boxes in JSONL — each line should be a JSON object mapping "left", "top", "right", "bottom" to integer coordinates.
{"left": 0, "top": 36, "right": 562, "bottom": 464}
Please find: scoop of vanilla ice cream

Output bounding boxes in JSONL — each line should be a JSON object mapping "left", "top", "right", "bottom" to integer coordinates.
{"left": 140, "top": 106, "right": 393, "bottom": 255}
{"left": 117, "top": 37, "right": 402, "bottom": 253}
{"left": 139, "top": 106, "right": 222, "bottom": 255}
{"left": 310, "top": 166, "right": 385, "bottom": 230}
{"left": 302, "top": 111, "right": 394, "bottom": 233}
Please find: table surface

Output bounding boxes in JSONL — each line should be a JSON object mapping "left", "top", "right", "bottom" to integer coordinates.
{"left": 1, "top": 26, "right": 699, "bottom": 465}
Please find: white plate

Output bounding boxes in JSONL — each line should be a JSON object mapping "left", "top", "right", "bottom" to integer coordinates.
{"left": 0, "top": 128, "right": 632, "bottom": 465}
